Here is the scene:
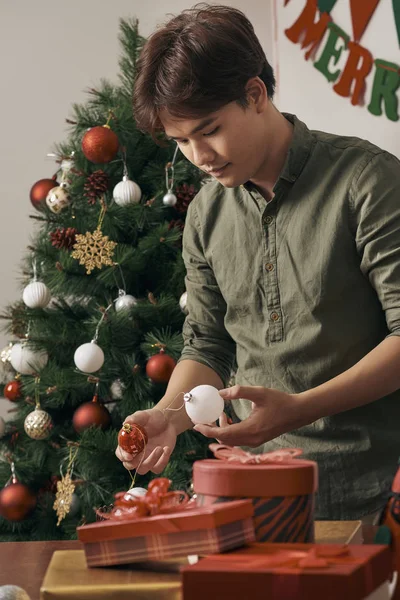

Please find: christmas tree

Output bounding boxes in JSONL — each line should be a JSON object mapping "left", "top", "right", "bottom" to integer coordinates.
{"left": 0, "top": 18, "right": 208, "bottom": 541}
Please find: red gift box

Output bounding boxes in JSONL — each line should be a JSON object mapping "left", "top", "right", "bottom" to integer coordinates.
{"left": 77, "top": 499, "right": 255, "bottom": 567}
{"left": 182, "top": 542, "right": 392, "bottom": 600}
{"left": 194, "top": 444, "right": 318, "bottom": 543}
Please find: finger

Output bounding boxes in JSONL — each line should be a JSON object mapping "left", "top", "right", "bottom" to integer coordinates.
{"left": 135, "top": 446, "right": 165, "bottom": 474}
{"left": 151, "top": 446, "right": 173, "bottom": 474}
{"left": 219, "top": 385, "right": 268, "bottom": 404}
{"left": 193, "top": 419, "right": 257, "bottom": 446}
{"left": 124, "top": 410, "right": 151, "bottom": 428}
{"left": 115, "top": 445, "right": 134, "bottom": 463}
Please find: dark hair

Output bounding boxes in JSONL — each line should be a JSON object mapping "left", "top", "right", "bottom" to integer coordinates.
{"left": 133, "top": 3, "right": 275, "bottom": 140}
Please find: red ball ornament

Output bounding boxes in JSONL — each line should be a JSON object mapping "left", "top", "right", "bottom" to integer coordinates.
{"left": 3, "top": 379, "right": 22, "bottom": 402}
{"left": 81, "top": 125, "right": 119, "bottom": 163}
{"left": 30, "top": 178, "right": 59, "bottom": 210}
{"left": 118, "top": 422, "right": 148, "bottom": 457}
{"left": 73, "top": 395, "right": 111, "bottom": 434}
{"left": 146, "top": 350, "right": 176, "bottom": 383}
{"left": 0, "top": 482, "right": 37, "bottom": 521}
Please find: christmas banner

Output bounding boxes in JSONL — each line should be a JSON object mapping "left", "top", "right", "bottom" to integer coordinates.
{"left": 273, "top": 0, "right": 400, "bottom": 157}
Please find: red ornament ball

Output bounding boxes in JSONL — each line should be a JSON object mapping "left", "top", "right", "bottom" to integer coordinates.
{"left": 118, "top": 422, "right": 148, "bottom": 457}
{"left": 73, "top": 397, "right": 111, "bottom": 434}
{"left": 30, "top": 178, "right": 58, "bottom": 211}
{"left": 0, "top": 482, "right": 37, "bottom": 521}
{"left": 3, "top": 379, "right": 22, "bottom": 402}
{"left": 81, "top": 126, "right": 119, "bottom": 163}
{"left": 146, "top": 351, "right": 176, "bottom": 383}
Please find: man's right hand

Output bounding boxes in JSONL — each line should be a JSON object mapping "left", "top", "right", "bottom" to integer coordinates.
{"left": 115, "top": 408, "right": 177, "bottom": 475}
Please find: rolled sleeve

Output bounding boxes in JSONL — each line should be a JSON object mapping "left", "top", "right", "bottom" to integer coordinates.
{"left": 178, "top": 199, "right": 236, "bottom": 386}
{"left": 351, "top": 151, "right": 400, "bottom": 336}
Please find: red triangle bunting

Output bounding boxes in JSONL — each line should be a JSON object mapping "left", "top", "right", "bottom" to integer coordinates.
{"left": 349, "top": 0, "right": 381, "bottom": 42}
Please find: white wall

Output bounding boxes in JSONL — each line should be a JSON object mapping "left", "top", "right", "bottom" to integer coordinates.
{"left": 0, "top": 1, "right": 273, "bottom": 417}
{"left": 275, "top": 0, "right": 400, "bottom": 156}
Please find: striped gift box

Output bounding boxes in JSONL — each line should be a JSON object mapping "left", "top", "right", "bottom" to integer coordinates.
{"left": 77, "top": 499, "right": 255, "bottom": 567}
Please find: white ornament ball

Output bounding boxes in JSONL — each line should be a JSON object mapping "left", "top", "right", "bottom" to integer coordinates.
{"left": 74, "top": 342, "right": 104, "bottom": 373}
{"left": 45, "top": 184, "right": 72, "bottom": 214}
{"left": 10, "top": 343, "right": 48, "bottom": 375}
{"left": 110, "top": 379, "right": 125, "bottom": 400}
{"left": 123, "top": 487, "right": 148, "bottom": 500}
{"left": 0, "top": 417, "right": 6, "bottom": 438}
{"left": 113, "top": 176, "right": 142, "bottom": 206}
{"left": 22, "top": 281, "right": 51, "bottom": 309}
{"left": 184, "top": 384, "right": 224, "bottom": 425}
{"left": 115, "top": 292, "right": 138, "bottom": 312}
{"left": 163, "top": 190, "right": 177, "bottom": 207}
{"left": 0, "top": 585, "right": 31, "bottom": 600}
{"left": 179, "top": 291, "right": 188, "bottom": 314}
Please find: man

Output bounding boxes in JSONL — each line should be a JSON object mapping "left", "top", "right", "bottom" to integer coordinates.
{"left": 116, "top": 3, "right": 400, "bottom": 520}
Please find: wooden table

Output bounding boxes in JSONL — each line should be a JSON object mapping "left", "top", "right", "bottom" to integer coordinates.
{"left": 0, "top": 523, "right": 377, "bottom": 600}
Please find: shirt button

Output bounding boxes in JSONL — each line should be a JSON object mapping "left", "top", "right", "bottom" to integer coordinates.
{"left": 265, "top": 263, "right": 274, "bottom": 272}
{"left": 264, "top": 216, "right": 274, "bottom": 225}
{"left": 270, "top": 311, "right": 280, "bottom": 322}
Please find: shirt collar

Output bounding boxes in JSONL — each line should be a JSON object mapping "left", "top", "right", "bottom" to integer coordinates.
{"left": 243, "top": 113, "right": 315, "bottom": 192}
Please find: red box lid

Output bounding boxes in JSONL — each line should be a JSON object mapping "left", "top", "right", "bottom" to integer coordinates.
{"left": 193, "top": 458, "right": 317, "bottom": 497}
{"left": 182, "top": 542, "right": 392, "bottom": 600}
{"left": 77, "top": 499, "right": 254, "bottom": 543}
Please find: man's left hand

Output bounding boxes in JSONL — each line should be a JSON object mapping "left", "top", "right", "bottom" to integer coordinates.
{"left": 193, "top": 384, "right": 312, "bottom": 447}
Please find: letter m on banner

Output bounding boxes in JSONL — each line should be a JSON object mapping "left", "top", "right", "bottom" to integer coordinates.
{"left": 285, "top": 0, "right": 332, "bottom": 60}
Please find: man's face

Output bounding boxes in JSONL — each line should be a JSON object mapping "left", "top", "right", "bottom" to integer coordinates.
{"left": 160, "top": 100, "right": 268, "bottom": 188}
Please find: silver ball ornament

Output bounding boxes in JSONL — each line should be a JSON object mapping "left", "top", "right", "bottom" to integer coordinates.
{"left": 74, "top": 341, "right": 104, "bottom": 373}
{"left": 24, "top": 407, "right": 53, "bottom": 440}
{"left": 179, "top": 291, "right": 188, "bottom": 314}
{"left": 45, "top": 183, "right": 72, "bottom": 214}
{"left": 22, "top": 281, "right": 51, "bottom": 309}
{"left": 163, "top": 190, "right": 177, "bottom": 207}
{"left": 115, "top": 291, "right": 138, "bottom": 312}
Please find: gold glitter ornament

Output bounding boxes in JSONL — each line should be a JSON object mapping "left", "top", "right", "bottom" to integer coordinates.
{"left": 53, "top": 472, "right": 75, "bottom": 526}
{"left": 24, "top": 378, "right": 53, "bottom": 440}
{"left": 71, "top": 200, "right": 117, "bottom": 275}
{"left": 53, "top": 446, "right": 79, "bottom": 526}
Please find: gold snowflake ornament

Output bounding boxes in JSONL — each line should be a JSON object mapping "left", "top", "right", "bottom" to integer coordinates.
{"left": 53, "top": 472, "right": 76, "bottom": 526}
{"left": 71, "top": 229, "right": 117, "bottom": 275}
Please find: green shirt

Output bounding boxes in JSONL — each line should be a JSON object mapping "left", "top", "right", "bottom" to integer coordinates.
{"left": 179, "top": 113, "right": 400, "bottom": 520}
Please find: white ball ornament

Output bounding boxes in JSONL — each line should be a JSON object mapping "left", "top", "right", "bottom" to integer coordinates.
{"left": 113, "top": 176, "right": 142, "bottom": 206}
{"left": 0, "top": 416, "right": 6, "bottom": 438}
{"left": 163, "top": 190, "right": 177, "bottom": 207}
{"left": 45, "top": 183, "right": 72, "bottom": 213}
{"left": 10, "top": 343, "right": 48, "bottom": 375}
{"left": 179, "top": 291, "right": 188, "bottom": 314}
{"left": 22, "top": 281, "right": 51, "bottom": 309}
{"left": 74, "top": 341, "right": 104, "bottom": 373}
{"left": 184, "top": 384, "right": 224, "bottom": 425}
{"left": 123, "top": 487, "right": 147, "bottom": 500}
{"left": 115, "top": 291, "right": 138, "bottom": 312}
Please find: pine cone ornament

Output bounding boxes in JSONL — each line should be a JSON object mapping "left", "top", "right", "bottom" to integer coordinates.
{"left": 84, "top": 170, "right": 110, "bottom": 205}
{"left": 50, "top": 227, "right": 78, "bottom": 250}
{"left": 174, "top": 183, "right": 197, "bottom": 214}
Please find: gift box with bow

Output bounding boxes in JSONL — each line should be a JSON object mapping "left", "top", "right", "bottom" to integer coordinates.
{"left": 77, "top": 478, "right": 256, "bottom": 567}
{"left": 193, "top": 444, "right": 318, "bottom": 543}
{"left": 181, "top": 542, "right": 392, "bottom": 600}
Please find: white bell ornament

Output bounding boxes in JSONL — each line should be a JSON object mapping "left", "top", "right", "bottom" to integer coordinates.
{"left": 113, "top": 176, "right": 142, "bottom": 206}
{"left": 184, "top": 384, "right": 224, "bottom": 425}
{"left": 22, "top": 281, "right": 51, "bottom": 309}
{"left": 74, "top": 341, "right": 104, "bottom": 373}
{"left": 9, "top": 343, "right": 48, "bottom": 375}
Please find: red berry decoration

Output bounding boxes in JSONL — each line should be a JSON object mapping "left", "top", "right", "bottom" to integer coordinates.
{"left": 118, "top": 422, "right": 148, "bottom": 457}
{"left": 146, "top": 350, "right": 176, "bottom": 383}
{"left": 4, "top": 379, "right": 22, "bottom": 402}
{"left": 30, "top": 177, "right": 59, "bottom": 210}
{"left": 72, "top": 395, "right": 111, "bottom": 434}
{"left": 81, "top": 125, "right": 119, "bottom": 164}
{"left": 0, "top": 482, "right": 37, "bottom": 522}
